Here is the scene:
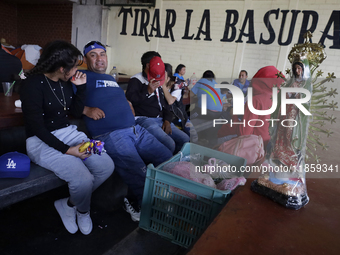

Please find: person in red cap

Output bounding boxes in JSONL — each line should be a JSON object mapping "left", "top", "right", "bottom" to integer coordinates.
{"left": 147, "top": 56, "right": 166, "bottom": 84}
{"left": 126, "top": 52, "right": 189, "bottom": 154}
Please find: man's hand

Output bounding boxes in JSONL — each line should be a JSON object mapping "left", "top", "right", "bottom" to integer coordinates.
{"left": 83, "top": 106, "right": 105, "bottom": 120}
{"left": 161, "top": 81, "right": 168, "bottom": 91}
{"left": 71, "top": 71, "right": 86, "bottom": 86}
{"left": 147, "top": 79, "right": 160, "bottom": 94}
{"left": 223, "top": 103, "right": 232, "bottom": 111}
{"left": 162, "top": 120, "right": 172, "bottom": 135}
{"left": 66, "top": 142, "right": 91, "bottom": 160}
{"left": 127, "top": 100, "right": 135, "bottom": 116}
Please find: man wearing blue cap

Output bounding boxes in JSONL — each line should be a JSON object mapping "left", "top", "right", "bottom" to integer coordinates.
{"left": 81, "top": 41, "right": 173, "bottom": 221}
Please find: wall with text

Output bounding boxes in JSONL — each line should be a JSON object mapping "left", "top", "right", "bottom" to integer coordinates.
{"left": 105, "top": 0, "right": 339, "bottom": 104}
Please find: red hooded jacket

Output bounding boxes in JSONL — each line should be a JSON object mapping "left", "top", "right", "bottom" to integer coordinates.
{"left": 218, "top": 66, "right": 285, "bottom": 148}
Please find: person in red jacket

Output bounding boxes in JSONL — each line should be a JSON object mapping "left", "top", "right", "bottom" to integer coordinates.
{"left": 218, "top": 66, "right": 285, "bottom": 149}
{"left": 237, "top": 66, "right": 285, "bottom": 148}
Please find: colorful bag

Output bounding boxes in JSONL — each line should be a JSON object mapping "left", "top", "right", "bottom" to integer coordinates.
{"left": 218, "top": 135, "right": 265, "bottom": 166}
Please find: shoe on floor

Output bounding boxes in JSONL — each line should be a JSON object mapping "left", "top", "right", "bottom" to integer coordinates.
{"left": 123, "top": 198, "right": 140, "bottom": 222}
{"left": 77, "top": 211, "right": 93, "bottom": 235}
{"left": 54, "top": 198, "right": 78, "bottom": 234}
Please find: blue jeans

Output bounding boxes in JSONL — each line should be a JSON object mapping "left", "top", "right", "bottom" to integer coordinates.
{"left": 97, "top": 125, "right": 173, "bottom": 206}
{"left": 172, "top": 119, "right": 198, "bottom": 143}
{"left": 136, "top": 117, "right": 190, "bottom": 154}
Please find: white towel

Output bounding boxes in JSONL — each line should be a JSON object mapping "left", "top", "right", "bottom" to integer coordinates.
{"left": 21, "top": 44, "right": 42, "bottom": 65}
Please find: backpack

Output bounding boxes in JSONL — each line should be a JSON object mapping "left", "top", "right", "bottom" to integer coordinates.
{"left": 217, "top": 135, "right": 265, "bottom": 166}
{"left": 170, "top": 89, "right": 188, "bottom": 130}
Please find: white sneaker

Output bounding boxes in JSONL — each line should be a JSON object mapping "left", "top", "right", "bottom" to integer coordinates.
{"left": 123, "top": 198, "right": 140, "bottom": 222}
{"left": 77, "top": 211, "right": 93, "bottom": 235}
{"left": 54, "top": 198, "right": 78, "bottom": 234}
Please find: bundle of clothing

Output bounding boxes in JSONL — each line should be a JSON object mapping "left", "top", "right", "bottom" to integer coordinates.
{"left": 162, "top": 160, "right": 246, "bottom": 199}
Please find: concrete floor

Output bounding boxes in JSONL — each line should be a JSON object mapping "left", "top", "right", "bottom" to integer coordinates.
{"left": 0, "top": 185, "right": 138, "bottom": 255}
{"left": 0, "top": 182, "right": 185, "bottom": 255}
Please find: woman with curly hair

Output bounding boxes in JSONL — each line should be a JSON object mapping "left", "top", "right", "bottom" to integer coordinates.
{"left": 20, "top": 40, "right": 114, "bottom": 235}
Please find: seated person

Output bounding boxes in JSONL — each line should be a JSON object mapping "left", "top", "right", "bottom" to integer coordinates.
{"left": 82, "top": 41, "right": 173, "bottom": 221}
{"left": 126, "top": 52, "right": 189, "bottom": 154}
{"left": 0, "top": 43, "right": 23, "bottom": 93}
{"left": 190, "top": 70, "right": 225, "bottom": 120}
{"left": 21, "top": 40, "right": 115, "bottom": 235}
{"left": 220, "top": 81, "right": 233, "bottom": 122}
{"left": 162, "top": 63, "right": 198, "bottom": 143}
{"left": 218, "top": 66, "right": 285, "bottom": 148}
{"left": 232, "top": 70, "right": 250, "bottom": 98}
{"left": 174, "top": 64, "right": 186, "bottom": 81}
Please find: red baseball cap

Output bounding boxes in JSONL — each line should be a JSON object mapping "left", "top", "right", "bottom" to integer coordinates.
{"left": 147, "top": 56, "right": 165, "bottom": 85}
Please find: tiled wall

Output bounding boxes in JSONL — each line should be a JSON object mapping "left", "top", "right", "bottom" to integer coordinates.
{"left": 0, "top": 1, "right": 18, "bottom": 46}
{"left": 0, "top": 2, "right": 72, "bottom": 49}
{"left": 17, "top": 3, "right": 73, "bottom": 48}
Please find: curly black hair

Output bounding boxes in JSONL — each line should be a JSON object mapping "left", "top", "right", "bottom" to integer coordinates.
{"left": 26, "top": 40, "right": 82, "bottom": 77}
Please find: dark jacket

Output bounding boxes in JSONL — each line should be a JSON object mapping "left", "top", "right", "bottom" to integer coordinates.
{"left": 125, "top": 72, "right": 173, "bottom": 123}
{"left": 170, "top": 89, "right": 188, "bottom": 129}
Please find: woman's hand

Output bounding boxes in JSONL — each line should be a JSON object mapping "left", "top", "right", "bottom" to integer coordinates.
{"left": 66, "top": 142, "right": 91, "bottom": 160}
{"left": 72, "top": 71, "right": 86, "bottom": 86}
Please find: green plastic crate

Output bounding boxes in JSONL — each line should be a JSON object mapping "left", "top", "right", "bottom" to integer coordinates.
{"left": 139, "top": 143, "right": 247, "bottom": 248}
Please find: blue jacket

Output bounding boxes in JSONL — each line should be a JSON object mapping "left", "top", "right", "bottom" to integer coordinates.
{"left": 191, "top": 78, "right": 223, "bottom": 112}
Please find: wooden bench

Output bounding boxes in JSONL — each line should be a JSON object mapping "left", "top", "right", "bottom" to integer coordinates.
{"left": 0, "top": 163, "right": 65, "bottom": 209}
{"left": 0, "top": 119, "right": 128, "bottom": 210}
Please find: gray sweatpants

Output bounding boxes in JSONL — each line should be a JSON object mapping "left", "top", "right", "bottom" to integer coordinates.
{"left": 26, "top": 125, "right": 114, "bottom": 212}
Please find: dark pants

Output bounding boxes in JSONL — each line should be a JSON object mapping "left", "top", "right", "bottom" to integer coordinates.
{"left": 97, "top": 125, "right": 173, "bottom": 206}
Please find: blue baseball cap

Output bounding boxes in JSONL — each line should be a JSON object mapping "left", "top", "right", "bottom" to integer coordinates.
{"left": 0, "top": 152, "right": 30, "bottom": 178}
{"left": 83, "top": 41, "right": 106, "bottom": 56}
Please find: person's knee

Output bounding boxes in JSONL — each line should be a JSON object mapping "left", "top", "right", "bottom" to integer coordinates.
{"left": 150, "top": 131, "right": 175, "bottom": 153}
{"left": 70, "top": 173, "right": 94, "bottom": 193}
{"left": 183, "top": 134, "right": 190, "bottom": 142}
{"left": 160, "top": 149, "right": 173, "bottom": 163}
